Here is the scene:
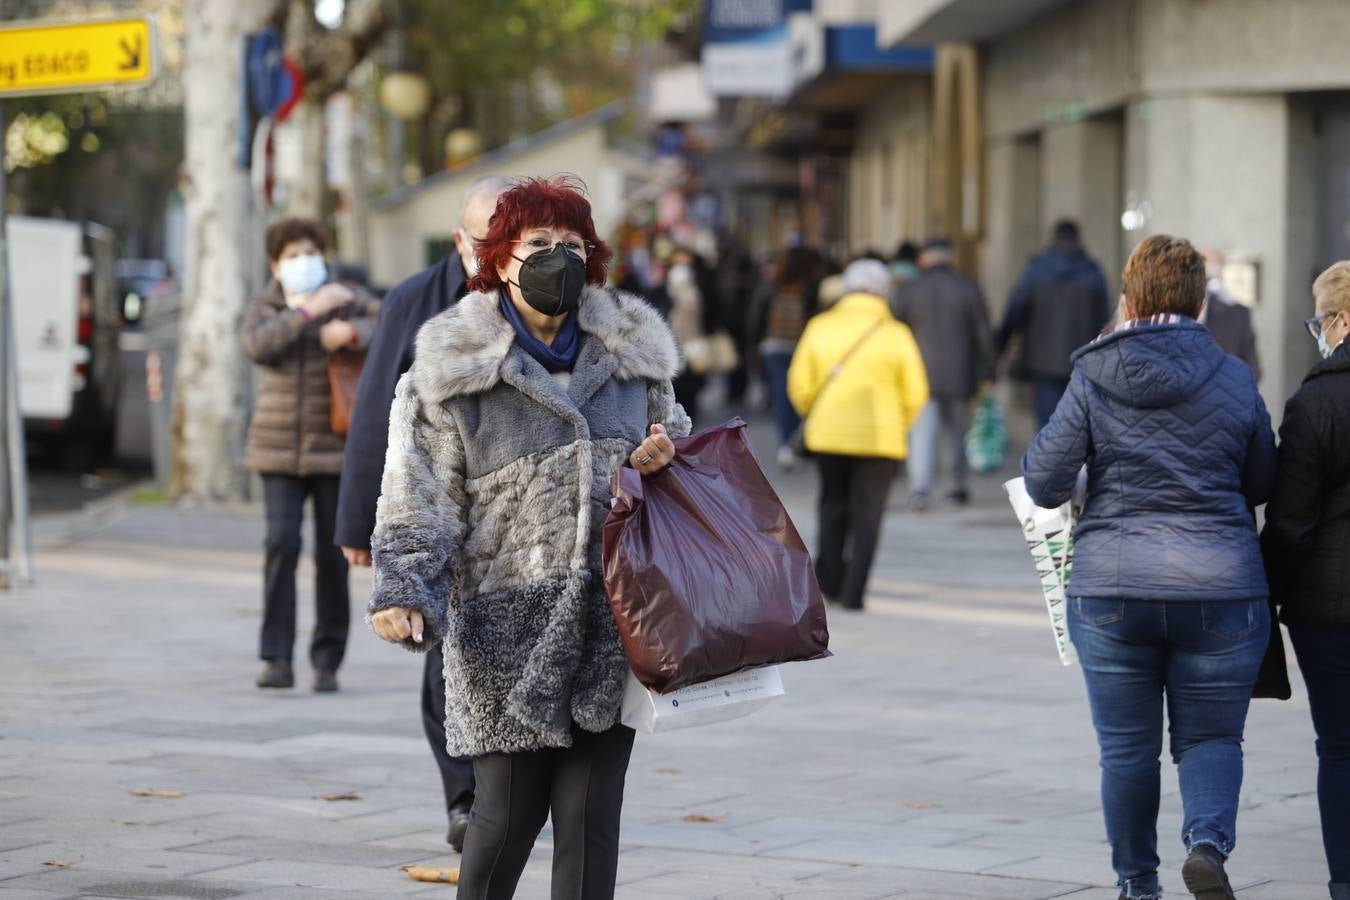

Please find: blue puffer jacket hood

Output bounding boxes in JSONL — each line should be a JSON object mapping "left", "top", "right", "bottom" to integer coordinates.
{"left": 1023, "top": 319, "right": 1277, "bottom": 602}
{"left": 1074, "top": 320, "right": 1227, "bottom": 409}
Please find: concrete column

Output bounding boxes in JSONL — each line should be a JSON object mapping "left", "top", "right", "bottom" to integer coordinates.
{"left": 981, "top": 135, "right": 1041, "bottom": 317}
{"left": 1122, "top": 93, "right": 1307, "bottom": 418}
{"left": 1040, "top": 116, "right": 1124, "bottom": 296}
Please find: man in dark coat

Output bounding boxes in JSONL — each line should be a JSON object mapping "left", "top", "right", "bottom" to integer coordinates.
{"left": 894, "top": 237, "right": 992, "bottom": 508}
{"left": 996, "top": 220, "right": 1112, "bottom": 429}
{"left": 1200, "top": 249, "right": 1261, "bottom": 380}
{"left": 1261, "top": 260, "right": 1350, "bottom": 898}
{"left": 334, "top": 174, "right": 510, "bottom": 852}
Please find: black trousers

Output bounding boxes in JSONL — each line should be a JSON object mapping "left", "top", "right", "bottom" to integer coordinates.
{"left": 814, "top": 454, "right": 899, "bottom": 610}
{"left": 423, "top": 642, "right": 477, "bottom": 812}
{"left": 260, "top": 474, "right": 349, "bottom": 670}
{"left": 457, "top": 725, "right": 636, "bottom": 900}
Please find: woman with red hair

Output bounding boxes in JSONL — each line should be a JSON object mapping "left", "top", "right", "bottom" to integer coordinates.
{"left": 367, "top": 176, "right": 691, "bottom": 899}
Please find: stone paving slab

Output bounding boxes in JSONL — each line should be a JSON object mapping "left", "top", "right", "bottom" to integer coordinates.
{"left": 0, "top": 417, "right": 1332, "bottom": 899}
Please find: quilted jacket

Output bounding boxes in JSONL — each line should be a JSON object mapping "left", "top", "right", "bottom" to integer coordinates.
{"left": 1261, "top": 340, "right": 1350, "bottom": 625}
{"left": 1022, "top": 319, "right": 1276, "bottom": 602}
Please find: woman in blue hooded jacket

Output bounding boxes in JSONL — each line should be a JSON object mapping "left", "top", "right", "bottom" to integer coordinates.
{"left": 1023, "top": 235, "right": 1276, "bottom": 900}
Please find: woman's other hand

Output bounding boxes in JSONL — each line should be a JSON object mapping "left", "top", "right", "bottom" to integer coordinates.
{"left": 630, "top": 423, "right": 676, "bottom": 476}
{"left": 302, "top": 283, "right": 354, "bottom": 319}
{"left": 320, "top": 319, "right": 358, "bottom": 351}
{"left": 371, "top": 607, "right": 425, "bottom": 644}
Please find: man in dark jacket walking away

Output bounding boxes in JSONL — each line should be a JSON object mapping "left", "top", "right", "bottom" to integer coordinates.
{"left": 894, "top": 238, "right": 992, "bottom": 509}
{"left": 334, "top": 175, "right": 510, "bottom": 852}
{"left": 1262, "top": 260, "right": 1350, "bottom": 900}
{"left": 996, "top": 220, "right": 1112, "bottom": 429}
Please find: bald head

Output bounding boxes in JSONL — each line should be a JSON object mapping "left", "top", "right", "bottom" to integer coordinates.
{"left": 456, "top": 176, "right": 511, "bottom": 276}
{"left": 460, "top": 175, "right": 511, "bottom": 235}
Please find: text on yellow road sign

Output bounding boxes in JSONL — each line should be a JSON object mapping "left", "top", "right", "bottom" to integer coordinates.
{"left": 0, "top": 17, "right": 155, "bottom": 97}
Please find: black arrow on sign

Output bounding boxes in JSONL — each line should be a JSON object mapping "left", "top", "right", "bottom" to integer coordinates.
{"left": 118, "top": 34, "right": 142, "bottom": 71}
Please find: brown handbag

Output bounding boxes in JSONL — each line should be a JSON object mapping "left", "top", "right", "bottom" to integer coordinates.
{"left": 328, "top": 348, "right": 365, "bottom": 438}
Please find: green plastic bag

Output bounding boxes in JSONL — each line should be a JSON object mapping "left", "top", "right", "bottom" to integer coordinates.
{"left": 965, "top": 394, "right": 1008, "bottom": 474}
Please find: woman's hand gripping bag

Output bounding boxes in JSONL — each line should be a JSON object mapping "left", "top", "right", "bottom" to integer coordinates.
{"left": 602, "top": 418, "right": 831, "bottom": 696}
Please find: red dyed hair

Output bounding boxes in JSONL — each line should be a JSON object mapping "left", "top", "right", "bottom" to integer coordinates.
{"left": 469, "top": 175, "right": 613, "bottom": 294}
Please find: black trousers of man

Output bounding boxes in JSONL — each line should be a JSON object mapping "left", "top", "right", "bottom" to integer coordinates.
{"left": 423, "top": 643, "right": 477, "bottom": 812}
{"left": 260, "top": 474, "right": 349, "bottom": 669}
{"left": 813, "top": 454, "right": 899, "bottom": 611}
{"left": 455, "top": 724, "right": 636, "bottom": 900}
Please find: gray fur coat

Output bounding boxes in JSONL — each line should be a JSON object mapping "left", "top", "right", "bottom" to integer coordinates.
{"left": 369, "top": 285, "right": 691, "bottom": 756}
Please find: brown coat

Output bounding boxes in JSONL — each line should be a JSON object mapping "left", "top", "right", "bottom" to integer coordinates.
{"left": 241, "top": 281, "right": 380, "bottom": 476}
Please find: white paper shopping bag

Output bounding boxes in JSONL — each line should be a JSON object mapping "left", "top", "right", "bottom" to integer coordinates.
{"left": 1005, "top": 476, "right": 1082, "bottom": 666}
{"left": 620, "top": 665, "right": 785, "bottom": 734}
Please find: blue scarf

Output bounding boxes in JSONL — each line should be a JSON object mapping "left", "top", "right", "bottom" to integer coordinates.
{"left": 498, "top": 290, "right": 580, "bottom": 373}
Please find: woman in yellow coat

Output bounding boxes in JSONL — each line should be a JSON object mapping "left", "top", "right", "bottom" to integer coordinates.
{"left": 788, "top": 258, "right": 929, "bottom": 611}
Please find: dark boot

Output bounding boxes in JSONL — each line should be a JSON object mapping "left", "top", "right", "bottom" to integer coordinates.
{"left": 257, "top": 660, "right": 294, "bottom": 689}
{"left": 313, "top": 669, "right": 338, "bottom": 693}
{"left": 447, "top": 803, "right": 471, "bottom": 853}
{"left": 1181, "top": 844, "right": 1235, "bottom": 900}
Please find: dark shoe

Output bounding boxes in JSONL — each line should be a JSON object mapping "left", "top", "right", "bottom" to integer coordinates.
{"left": 257, "top": 660, "right": 294, "bottom": 689}
{"left": 313, "top": 669, "right": 338, "bottom": 693}
{"left": 947, "top": 489, "right": 970, "bottom": 506}
{"left": 1182, "top": 844, "right": 1235, "bottom": 900}
{"left": 447, "top": 804, "right": 471, "bottom": 853}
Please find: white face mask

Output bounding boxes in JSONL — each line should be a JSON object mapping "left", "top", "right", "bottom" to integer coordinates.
{"left": 277, "top": 253, "right": 328, "bottom": 299}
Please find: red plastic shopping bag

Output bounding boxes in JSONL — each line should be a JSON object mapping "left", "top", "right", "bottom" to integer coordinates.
{"left": 602, "top": 418, "right": 831, "bottom": 694}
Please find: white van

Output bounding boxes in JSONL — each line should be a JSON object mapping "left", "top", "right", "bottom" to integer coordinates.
{"left": 6, "top": 216, "right": 120, "bottom": 466}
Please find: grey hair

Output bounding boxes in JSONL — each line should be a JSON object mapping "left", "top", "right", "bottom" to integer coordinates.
{"left": 842, "top": 258, "right": 894, "bottom": 299}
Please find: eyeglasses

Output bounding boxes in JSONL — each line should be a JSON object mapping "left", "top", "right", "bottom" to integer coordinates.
{"left": 511, "top": 237, "right": 593, "bottom": 259}
{"left": 1305, "top": 311, "right": 1344, "bottom": 339}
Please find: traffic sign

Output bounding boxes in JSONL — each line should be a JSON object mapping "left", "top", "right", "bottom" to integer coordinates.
{"left": 0, "top": 16, "right": 158, "bottom": 98}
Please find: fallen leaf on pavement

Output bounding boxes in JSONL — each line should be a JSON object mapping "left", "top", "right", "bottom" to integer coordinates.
{"left": 905, "top": 802, "right": 940, "bottom": 810}
{"left": 43, "top": 861, "right": 72, "bottom": 868}
{"left": 682, "top": 814, "right": 721, "bottom": 823}
{"left": 129, "top": 790, "right": 183, "bottom": 798}
{"left": 654, "top": 768, "right": 681, "bottom": 775}
{"left": 402, "top": 865, "right": 459, "bottom": 884}
{"left": 316, "top": 792, "right": 363, "bottom": 801}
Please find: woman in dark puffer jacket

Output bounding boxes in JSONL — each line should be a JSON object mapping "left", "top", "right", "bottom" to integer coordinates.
{"left": 1023, "top": 235, "right": 1276, "bottom": 900}
{"left": 1262, "top": 260, "right": 1350, "bottom": 900}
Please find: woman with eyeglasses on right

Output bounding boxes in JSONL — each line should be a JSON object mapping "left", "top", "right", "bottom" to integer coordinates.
{"left": 1262, "top": 261, "right": 1350, "bottom": 900}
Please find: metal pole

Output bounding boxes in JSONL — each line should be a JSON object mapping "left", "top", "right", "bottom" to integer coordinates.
{"left": 0, "top": 96, "right": 29, "bottom": 586}
{"left": 0, "top": 98, "right": 11, "bottom": 587}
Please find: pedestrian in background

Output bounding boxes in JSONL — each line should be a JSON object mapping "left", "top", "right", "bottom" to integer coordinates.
{"left": 751, "top": 245, "right": 816, "bottom": 470}
{"left": 241, "top": 218, "right": 380, "bottom": 692}
{"left": 894, "top": 237, "right": 991, "bottom": 510}
{"left": 996, "top": 220, "right": 1112, "bottom": 429}
{"left": 335, "top": 176, "right": 510, "bottom": 851}
{"left": 1024, "top": 235, "right": 1276, "bottom": 900}
{"left": 1200, "top": 248, "right": 1261, "bottom": 381}
{"left": 1262, "top": 260, "right": 1350, "bottom": 900}
{"left": 665, "top": 245, "right": 708, "bottom": 423}
{"left": 368, "top": 176, "right": 689, "bottom": 900}
{"left": 788, "top": 259, "right": 928, "bottom": 611}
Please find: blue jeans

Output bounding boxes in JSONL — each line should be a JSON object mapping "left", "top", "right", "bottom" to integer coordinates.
{"left": 907, "top": 397, "right": 971, "bottom": 499}
{"left": 762, "top": 350, "right": 801, "bottom": 448}
{"left": 1288, "top": 623, "right": 1350, "bottom": 894}
{"left": 1033, "top": 376, "right": 1070, "bottom": 431}
{"left": 1068, "top": 597, "right": 1269, "bottom": 900}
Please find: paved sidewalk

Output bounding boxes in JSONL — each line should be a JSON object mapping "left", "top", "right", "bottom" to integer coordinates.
{"left": 0, "top": 422, "right": 1332, "bottom": 899}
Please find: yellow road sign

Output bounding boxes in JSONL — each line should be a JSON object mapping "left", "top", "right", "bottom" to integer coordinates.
{"left": 0, "top": 17, "right": 158, "bottom": 98}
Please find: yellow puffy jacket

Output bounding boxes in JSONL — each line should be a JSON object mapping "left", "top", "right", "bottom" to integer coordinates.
{"left": 787, "top": 293, "right": 930, "bottom": 460}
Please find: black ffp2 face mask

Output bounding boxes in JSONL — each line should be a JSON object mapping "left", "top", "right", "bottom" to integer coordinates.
{"left": 510, "top": 244, "right": 587, "bottom": 316}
